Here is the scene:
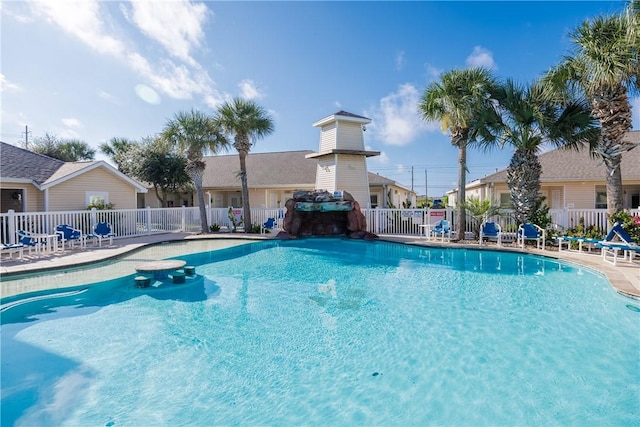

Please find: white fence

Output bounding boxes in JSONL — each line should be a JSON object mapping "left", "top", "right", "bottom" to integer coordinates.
{"left": 1, "top": 206, "right": 636, "bottom": 244}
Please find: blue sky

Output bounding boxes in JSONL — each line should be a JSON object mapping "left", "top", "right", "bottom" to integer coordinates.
{"left": 2, "top": 1, "right": 638, "bottom": 197}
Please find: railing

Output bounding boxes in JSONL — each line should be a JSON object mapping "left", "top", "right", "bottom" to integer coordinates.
{"left": 1, "top": 206, "right": 637, "bottom": 244}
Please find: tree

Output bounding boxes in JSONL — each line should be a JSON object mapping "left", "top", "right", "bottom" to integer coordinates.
{"left": 161, "top": 109, "right": 228, "bottom": 233}
{"left": 215, "top": 98, "right": 274, "bottom": 232}
{"left": 126, "top": 138, "right": 191, "bottom": 207}
{"left": 100, "top": 137, "right": 136, "bottom": 172}
{"left": 542, "top": 0, "right": 639, "bottom": 216}
{"left": 31, "top": 133, "right": 95, "bottom": 161}
{"left": 484, "top": 79, "right": 599, "bottom": 224}
{"left": 419, "top": 67, "right": 499, "bottom": 240}
{"left": 461, "top": 196, "right": 502, "bottom": 239}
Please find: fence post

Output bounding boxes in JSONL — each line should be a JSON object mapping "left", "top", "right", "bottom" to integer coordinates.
{"left": 146, "top": 206, "right": 152, "bottom": 235}
{"left": 181, "top": 205, "right": 187, "bottom": 232}
{"left": 90, "top": 207, "right": 98, "bottom": 228}
{"left": 8, "top": 209, "right": 15, "bottom": 244}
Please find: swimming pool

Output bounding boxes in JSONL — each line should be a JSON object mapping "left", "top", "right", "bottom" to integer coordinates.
{"left": 2, "top": 239, "right": 639, "bottom": 426}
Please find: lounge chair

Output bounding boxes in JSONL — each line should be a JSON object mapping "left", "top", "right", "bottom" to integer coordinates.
{"left": 1, "top": 242, "right": 24, "bottom": 260}
{"left": 517, "top": 223, "right": 545, "bottom": 250}
{"left": 261, "top": 217, "right": 277, "bottom": 234}
{"left": 55, "top": 224, "right": 84, "bottom": 252}
{"left": 430, "top": 220, "right": 451, "bottom": 242}
{"left": 597, "top": 222, "right": 640, "bottom": 265}
{"left": 88, "top": 222, "right": 116, "bottom": 247}
{"left": 16, "top": 230, "right": 41, "bottom": 256}
{"left": 479, "top": 221, "right": 502, "bottom": 246}
{"left": 555, "top": 235, "right": 602, "bottom": 253}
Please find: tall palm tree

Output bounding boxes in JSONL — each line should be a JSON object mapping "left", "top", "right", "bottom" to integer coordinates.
{"left": 215, "top": 98, "right": 274, "bottom": 232}
{"left": 419, "top": 67, "right": 499, "bottom": 240}
{"left": 161, "top": 109, "right": 228, "bottom": 234}
{"left": 542, "top": 0, "right": 639, "bottom": 216}
{"left": 100, "top": 137, "right": 136, "bottom": 172}
{"left": 484, "top": 80, "right": 599, "bottom": 224}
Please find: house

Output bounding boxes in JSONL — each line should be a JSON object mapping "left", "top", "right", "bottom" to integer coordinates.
{"left": 140, "top": 150, "right": 416, "bottom": 209}
{"left": 446, "top": 131, "right": 640, "bottom": 210}
{"left": 0, "top": 141, "right": 147, "bottom": 213}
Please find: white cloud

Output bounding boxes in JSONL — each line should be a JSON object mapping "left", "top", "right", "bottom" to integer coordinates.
{"left": 61, "top": 118, "right": 81, "bottom": 128}
{"left": 31, "top": 0, "right": 126, "bottom": 56}
{"left": 0, "top": 74, "right": 21, "bottom": 93}
{"left": 396, "top": 50, "right": 406, "bottom": 71}
{"left": 238, "top": 79, "right": 264, "bottom": 100}
{"left": 466, "top": 46, "right": 497, "bottom": 70}
{"left": 366, "top": 83, "right": 438, "bottom": 147}
{"left": 28, "top": 0, "right": 225, "bottom": 106}
{"left": 127, "top": 0, "right": 209, "bottom": 67}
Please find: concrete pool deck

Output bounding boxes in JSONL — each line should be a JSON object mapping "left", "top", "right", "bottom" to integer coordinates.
{"left": 0, "top": 232, "right": 638, "bottom": 300}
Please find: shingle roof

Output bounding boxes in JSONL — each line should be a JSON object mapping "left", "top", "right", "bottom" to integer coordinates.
{"left": 479, "top": 131, "right": 640, "bottom": 184}
{"left": 334, "top": 110, "right": 371, "bottom": 121}
{"left": 0, "top": 141, "right": 64, "bottom": 184}
{"left": 202, "top": 149, "right": 402, "bottom": 189}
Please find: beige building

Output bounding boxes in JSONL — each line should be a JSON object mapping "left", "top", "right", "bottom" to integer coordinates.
{"left": 141, "top": 150, "right": 416, "bottom": 210}
{"left": 447, "top": 131, "right": 640, "bottom": 210}
{"left": 0, "top": 141, "right": 147, "bottom": 213}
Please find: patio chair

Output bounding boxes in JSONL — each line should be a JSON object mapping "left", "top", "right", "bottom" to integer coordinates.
{"left": 1, "top": 242, "right": 24, "bottom": 260}
{"left": 261, "top": 217, "right": 277, "bottom": 234}
{"left": 88, "top": 222, "right": 116, "bottom": 247}
{"left": 597, "top": 222, "right": 639, "bottom": 265}
{"left": 16, "top": 230, "right": 40, "bottom": 256}
{"left": 479, "top": 221, "right": 502, "bottom": 246}
{"left": 517, "top": 223, "right": 545, "bottom": 250}
{"left": 430, "top": 220, "right": 451, "bottom": 242}
{"left": 55, "top": 224, "right": 84, "bottom": 252}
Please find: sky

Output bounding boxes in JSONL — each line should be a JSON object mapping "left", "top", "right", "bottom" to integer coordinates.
{"left": 1, "top": 0, "right": 638, "bottom": 197}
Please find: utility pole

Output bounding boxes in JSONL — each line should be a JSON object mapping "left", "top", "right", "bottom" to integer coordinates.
{"left": 411, "top": 166, "right": 414, "bottom": 192}
{"left": 425, "top": 169, "right": 428, "bottom": 200}
{"left": 22, "top": 125, "right": 31, "bottom": 149}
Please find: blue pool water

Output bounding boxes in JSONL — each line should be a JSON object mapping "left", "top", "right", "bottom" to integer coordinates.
{"left": 1, "top": 239, "right": 639, "bottom": 426}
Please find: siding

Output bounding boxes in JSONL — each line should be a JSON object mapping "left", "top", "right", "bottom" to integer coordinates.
{"left": 48, "top": 168, "right": 138, "bottom": 211}
{"left": 335, "top": 155, "right": 370, "bottom": 206}
{"left": 315, "top": 160, "right": 336, "bottom": 191}
{"left": 335, "top": 122, "right": 364, "bottom": 151}
{"left": 319, "top": 123, "right": 337, "bottom": 152}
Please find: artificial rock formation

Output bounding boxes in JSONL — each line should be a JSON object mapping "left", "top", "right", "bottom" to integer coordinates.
{"left": 277, "top": 190, "right": 378, "bottom": 240}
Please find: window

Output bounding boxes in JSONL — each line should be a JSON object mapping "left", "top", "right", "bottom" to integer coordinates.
{"left": 595, "top": 187, "right": 607, "bottom": 209}
{"left": 86, "top": 191, "right": 108, "bottom": 208}
{"left": 499, "top": 193, "right": 512, "bottom": 208}
{"left": 370, "top": 194, "right": 378, "bottom": 208}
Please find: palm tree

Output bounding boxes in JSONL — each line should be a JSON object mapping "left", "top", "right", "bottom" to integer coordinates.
{"left": 485, "top": 79, "right": 599, "bottom": 224}
{"left": 461, "top": 195, "right": 502, "bottom": 239}
{"left": 542, "top": 0, "right": 639, "bottom": 216}
{"left": 161, "top": 109, "right": 228, "bottom": 234}
{"left": 100, "top": 137, "right": 136, "bottom": 172}
{"left": 215, "top": 98, "right": 274, "bottom": 232}
{"left": 419, "top": 67, "right": 499, "bottom": 240}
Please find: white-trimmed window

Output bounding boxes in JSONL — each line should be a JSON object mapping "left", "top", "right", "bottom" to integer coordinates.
{"left": 370, "top": 194, "right": 378, "bottom": 208}
{"left": 499, "top": 193, "right": 512, "bottom": 208}
{"left": 86, "top": 191, "right": 108, "bottom": 207}
{"left": 595, "top": 186, "right": 607, "bottom": 209}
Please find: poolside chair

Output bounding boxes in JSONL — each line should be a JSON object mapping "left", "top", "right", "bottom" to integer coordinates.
{"left": 430, "top": 220, "right": 451, "bottom": 242}
{"left": 16, "top": 230, "right": 40, "bottom": 256}
{"left": 1, "top": 242, "right": 24, "bottom": 260}
{"left": 88, "top": 222, "right": 116, "bottom": 247}
{"left": 597, "top": 222, "right": 640, "bottom": 265}
{"left": 479, "top": 221, "right": 502, "bottom": 246}
{"left": 261, "top": 217, "right": 277, "bottom": 234}
{"left": 55, "top": 224, "right": 84, "bottom": 252}
{"left": 517, "top": 223, "right": 545, "bottom": 250}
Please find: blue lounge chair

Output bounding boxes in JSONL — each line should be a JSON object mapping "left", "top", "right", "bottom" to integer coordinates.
{"left": 261, "top": 217, "right": 277, "bottom": 234}
{"left": 16, "top": 230, "right": 41, "bottom": 256}
{"left": 430, "top": 220, "right": 451, "bottom": 242}
{"left": 1, "top": 242, "right": 24, "bottom": 260}
{"left": 597, "top": 222, "right": 640, "bottom": 265}
{"left": 55, "top": 224, "right": 84, "bottom": 251}
{"left": 88, "top": 222, "right": 116, "bottom": 247}
{"left": 479, "top": 221, "right": 502, "bottom": 246}
{"left": 517, "top": 223, "right": 545, "bottom": 250}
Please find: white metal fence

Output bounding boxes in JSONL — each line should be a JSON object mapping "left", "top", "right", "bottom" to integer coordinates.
{"left": 1, "top": 206, "right": 637, "bottom": 244}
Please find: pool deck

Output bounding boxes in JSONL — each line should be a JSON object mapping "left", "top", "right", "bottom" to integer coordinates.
{"left": 1, "top": 232, "right": 638, "bottom": 300}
